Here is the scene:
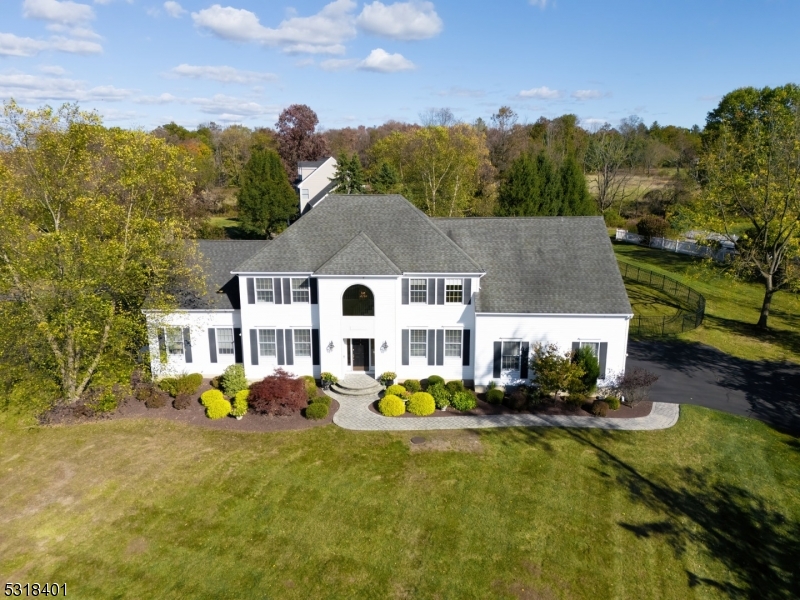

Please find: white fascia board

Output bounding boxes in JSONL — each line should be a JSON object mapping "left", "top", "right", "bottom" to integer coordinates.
{"left": 142, "top": 309, "right": 237, "bottom": 314}
{"left": 477, "top": 312, "right": 634, "bottom": 318}
{"left": 313, "top": 274, "right": 399, "bottom": 279}
{"left": 402, "top": 272, "right": 485, "bottom": 277}
{"left": 230, "top": 272, "right": 313, "bottom": 276}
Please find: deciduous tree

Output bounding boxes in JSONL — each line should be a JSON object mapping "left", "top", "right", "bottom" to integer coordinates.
{"left": 275, "top": 104, "right": 329, "bottom": 178}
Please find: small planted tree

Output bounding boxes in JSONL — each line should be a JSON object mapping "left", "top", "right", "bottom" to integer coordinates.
{"left": 530, "top": 343, "right": 585, "bottom": 402}
{"left": 248, "top": 369, "right": 307, "bottom": 416}
{"left": 612, "top": 368, "right": 659, "bottom": 406}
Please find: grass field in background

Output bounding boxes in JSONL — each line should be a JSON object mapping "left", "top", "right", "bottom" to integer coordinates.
{"left": 614, "top": 242, "right": 800, "bottom": 364}
{"left": 1, "top": 407, "right": 798, "bottom": 599}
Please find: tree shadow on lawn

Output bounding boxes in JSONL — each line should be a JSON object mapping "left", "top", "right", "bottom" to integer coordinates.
{"left": 627, "top": 339, "right": 800, "bottom": 436}
{"left": 704, "top": 314, "right": 800, "bottom": 361}
{"left": 484, "top": 426, "right": 800, "bottom": 599}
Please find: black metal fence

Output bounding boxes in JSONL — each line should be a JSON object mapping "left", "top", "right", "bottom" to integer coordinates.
{"left": 617, "top": 260, "right": 706, "bottom": 337}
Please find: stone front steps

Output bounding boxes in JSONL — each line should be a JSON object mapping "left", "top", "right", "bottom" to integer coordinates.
{"left": 331, "top": 374, "right": 384, "bottom": 397}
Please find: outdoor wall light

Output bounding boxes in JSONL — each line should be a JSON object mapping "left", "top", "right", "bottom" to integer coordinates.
{"left": 380, "top": 341, "right": 388, "bottom": 352}
{"left": 327, "top": 341, "right": 335, "bottom": 352}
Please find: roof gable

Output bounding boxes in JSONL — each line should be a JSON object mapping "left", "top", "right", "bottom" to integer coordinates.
{"left": 315, "top": 232, "right": 402, "bottom": 275}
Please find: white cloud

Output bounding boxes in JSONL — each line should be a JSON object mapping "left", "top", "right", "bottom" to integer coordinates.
{"left": 38, "top": 64, "right": 67, "bottom": 75}
{"left": 168, "top": 64, "right": 277, "bottom": 84}
{"left": 0, "top": 33, "right": 50, "bottom": 57}
{"left": 518, "top": 86, "right": 561, "bottom": 99}
{"left": 356, "top": 1, "right": 442, "bottom": 40}
{"left": 357, "top": 48, "right": 415, "bottom": 72}
{"left": 163, "top": 1, "right": 186, "bottom": 18}
{"left": 529, "top": 0, "right": 549, "bottom": 8}
{"left": 189, "top": 94, "right": 278, "bottom": 120}
{"left": 23, "top": 0, "right": 95, "bottom": 25}
{"left": 46, "top": 23, "right": 102, "bottom": 39}
{"left": 320, "top": 58, "right": 359, "bottom": 71}
{"left": 572, "top": 89, "right": 607, "bottom": 100}
{"left": 49, "top": 36, "right": 102, "bottom": 54}
{"left": 0, "top": 72, "right": 132, "bottom": 102}
{"left": 192, "top": 0, "right": 357, "bottom": 55}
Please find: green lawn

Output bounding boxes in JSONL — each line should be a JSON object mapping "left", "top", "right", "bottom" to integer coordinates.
{"left": 624, "top": 278, "right": 687, "bottom": 318}
{"left": 1, "top": 408, "right": 798, "bottom": 599}
{"left": 614, "top": 242, "right": 800, "bottom": 364}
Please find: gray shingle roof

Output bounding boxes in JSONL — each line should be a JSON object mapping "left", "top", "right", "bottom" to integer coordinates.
{"left": 185, "top": 240, "right": 269, "bottom": 310}
{"left": 315, "top": 232, "right": 402, "bottom": 275}
{"left": 234, "top": 195, "right": 483, "bottom": 274}
{"left": 434, "top": 217, "right": 633, "bottom": 315}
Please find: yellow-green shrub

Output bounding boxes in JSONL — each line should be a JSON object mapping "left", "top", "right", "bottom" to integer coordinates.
{"left": 300, "top": 375, "right": 317, "bottom": 400}
{"left": 606, "top": 395, "right": 621, "bottom": 410}
{"left": 378, "top": 394, "right": 405, "bottom": 417}
{"left": 231, "top": 389, "right": 249, "bottom": 417}
{"left": 407, "top": 392, "right": 435, "bottom": 416}
{"left": 200, "top": 389, "right": 230, "bottom": 419}
{"left": 200, "top": 389, "right": 224, "bottom": 406}
{"left": 385, "top": 384, "right": 406, "bottom": 397}
{"left": 305, "top": 402, "right": 328, "bottom": 420}
{"left": 402, "top": 379, "right": 421, "bottom": 393}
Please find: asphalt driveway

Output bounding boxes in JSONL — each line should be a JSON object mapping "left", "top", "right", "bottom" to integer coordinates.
{"left": 626, "top": 340, "right": 800, "bottom": 436}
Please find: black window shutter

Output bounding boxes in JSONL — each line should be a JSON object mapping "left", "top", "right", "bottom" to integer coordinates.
{"left": 572, "top": 341, "right": 580, "bottom": 354}
{"left": 284, "top": 329, "right": 294, "bottom": 365}
{"left": 493, "top": 341, "right": 501, "bottom": 378}
{"left": 183, "top": 328, "right": 192, "bottom": 363}
{"left": 427, "top": 330, "right": 436, "bottom": 366}
{"left": 598, "top": 342, "right": 608, "bottom": 380}
{"left": 462, "top": 330, "right": 470, "bottom": 366}
{"left": 463, "top": 278, "right": 472, "bottom": 305}
{"left": 246, "top": 278, "right": 255, "bottom": 304}
{"left": 208, "top": 328, "right": 217, "bottom": 363}
{"left": 276, "top": 329, "right": 285, "bottom": 365}
{"left": 283, "top": 278, "right": 292, "bottom": 304}
{"left": 436, "top": 330, "right": 444, "bottom": 366}
{"left": 310, "top": 278, "right": 318, "bottom": 304}
{"left": 401, "top": 329, "right": 409, "bottom": 365}
{"left": 520, "top": 342, "right": 530, "bottom": 379}
{"left": 427, "top": 278, "right": 435, "bottom": 304}
{"left": 274, "top": 277, "right": 283, "bottom": 304}
{"left": 437, "top": 278, "right": 445, "bottom": 305}
{"left": 312, "top": 329, "right": 320, "bottom": 366}
{"left": 250, "top": 329, "right": 259, "bottom": 365}
{"left": 233, "top": 328, "right": 243, "bottom": 364}
{"left": 157, "top": 329, "right": 166, "bottom": 357}
{"left": 401, "top": 278, "right": 409, "bottom": 304}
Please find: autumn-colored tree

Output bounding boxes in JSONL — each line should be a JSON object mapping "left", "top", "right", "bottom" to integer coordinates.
{"left": 275, "top": 104, "right": 329, "bottom": 178}
{"left": 0, "top": 101, "right": 201, "bottom": 406}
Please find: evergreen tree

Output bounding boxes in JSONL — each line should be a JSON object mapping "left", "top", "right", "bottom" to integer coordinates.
{"left": 559, "top": 155, "right": 595, "bottom": 215}
{"left": 237, "top": 148, "right": 297, "bottom": 237}
{"left": 330, "top": 153, "right": 365, "bottom": 194}
{"left": 497, "top": 152, "right": 562, "bottom": 216}
{"left": 371, "top": 161, "right": 399, "bottom": 193}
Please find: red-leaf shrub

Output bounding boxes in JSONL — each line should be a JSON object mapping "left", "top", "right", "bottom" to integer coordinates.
{"left": 248, "top": 369, "right": 308, "bottom": 416}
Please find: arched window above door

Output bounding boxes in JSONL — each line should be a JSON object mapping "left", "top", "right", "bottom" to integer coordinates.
{"left": 342, "top": 285, "right": 374, "bottom": 316}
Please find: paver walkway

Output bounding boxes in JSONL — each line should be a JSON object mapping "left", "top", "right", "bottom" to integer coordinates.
{"left": 326, "top": 388, "right": 679, "bottom": 432}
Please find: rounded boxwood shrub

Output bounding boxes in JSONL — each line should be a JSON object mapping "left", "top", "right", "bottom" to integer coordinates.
{"left": 427, "top": 375, "right": 444, "bottom": 387}
{"left": 407, "top": 392, "right": 435, "bottom": 416}
{"left": 311, "top": 395, "right": 332, "bottom": 408}
{"left": 221, "top": 364, "right": 248, "bottom": 396}
{"left": 487, "top": 388, "right": 504, "bottom": 404}
{"left": 145, "top": 391, "right": 168, "bottom": 409}
{"left": 300, "top": 375, "right": 318, "bottom": 401}
{"left": 158, "top": 377, "right": 178, "bottom": 396}
{"left": 402, "top": 379, "right": 421, "bottom": 393}
{"left": 200, "top": 389, "right": 225, "bottom": 407}
{"left": 173, "top": 394, "right": 192, "bottom": 410}
{"left": 206, "top": 396, "right": 232, "bottom": 420}
{"left": 445, "top": 380, "right": 465, "bottom": 395}
{"left": 306, "top": 402, "right": 329, "bottom": 420}
{"left": 378, "top": 394, "right": 405, "bottom": 417}
{"left": 591, "top": 399, "right": 609, "bottom": 417}
{"left": 427, "top": 383, "right": 450, "bottom": 410}
{"left": 606, "top": 395, "right": 621, "bottom": 410}
{"left": 231, "top": 390, "right": 249, "bottom": 418}
{"left": 385, "top": 384, "right": 406, "bottom": 397}
{"left": 451, "top": 390, "right": 477, "bottom": 412}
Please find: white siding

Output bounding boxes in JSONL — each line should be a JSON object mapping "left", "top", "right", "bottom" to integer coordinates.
{"left": 474, "top": 313, "right": 631, "bottom": 388}
{"left": 297, "top": 157, "right": 337, "bottom": 213}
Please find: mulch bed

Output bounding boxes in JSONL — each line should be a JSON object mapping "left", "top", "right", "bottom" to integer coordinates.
{"left": 40, "top": 381, "right": 338, "bottom": 433}
{"left": 369, "top": 394, "right": 653, "bottom": 419}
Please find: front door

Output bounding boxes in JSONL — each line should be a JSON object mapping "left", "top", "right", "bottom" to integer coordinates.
{"left": 352, "top": 339, "right": 368, "bottom": 371}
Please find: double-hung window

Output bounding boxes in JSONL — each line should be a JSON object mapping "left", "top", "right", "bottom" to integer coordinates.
{"left": 444, "top": 329, "right": 462, "bottom": 358}
{"left": 258, "top": 329, "right": 276, "bottom": 357}
{"left": 255, "top": 278, "right": 274, "bottom": 303}
{"left": 445, "top": 279, "right": 463, "bottom": 303}
{"left": 410, "top": 329, "right": 427, "bottom": 357}
{"left": 164, "top": 327, "right": 184, "bottom": 355}
{"left": 292, "top": 278, "right": 310, "bottom": 303}
{"left": 216, "top": 328, "right": 235, "bottom": 355}
{"left": 580, "top": 341, "right": 599, "bottom": 357}
{"left": 501, "top": 341, "right": 521, "bottom": 371}
{"left": 410, "top": 279, "right": 427, "bottom": 303}
{"left": 294, "top": 329, "right": 311, "bottom": 357}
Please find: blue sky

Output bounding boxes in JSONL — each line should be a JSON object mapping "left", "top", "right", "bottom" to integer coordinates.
{"left": 1, "top": 0, "right": 798, "bottom": 131}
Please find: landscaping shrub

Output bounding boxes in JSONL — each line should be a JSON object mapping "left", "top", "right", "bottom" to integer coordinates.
{"left": 427, "top": 375, "right": 444, "bottom": 387}
{"left": 504, "top": 387, "right": 528, "bottom": 411}
{"left": 606, "top": 395, "right": 621, "bottom": 410}
{"left": 487, "top": 380, "right": 497, "bottom": 391}
{"left": 402, "top": 379, "right": 421, "bottom": 393}
{"left": 158, "top": 377, "right": 178, "bottom": 396}
{"left": 613, "top": 368, "right": 659, "bottom": 406}
{"left": 378, "top": 371, "right": 397, "bottom": 386}
{"left": 300, "top": 375, "right": 318, "bottom": 401}
{"left": 451, "top": 390, "right": 477, "bottom": 412}
{"left": 173, "top": 394, "right": 192, "bottom": 410}
{"left": 572, "top": 346, "right": 600, "bottom": 394}
{"left": 445, "top": 380, "right": 465, "bottom": 395}
{"left": 427, "top": 383, "right": 451, "bottom": 410}
{"left": 221, "top": 364, "right": 248, "bottom": 396}
{"left": 637, "top": 214, "right": 669, "bottom": 241}
{"left": 305, "top": 402, "right": 328, "bottom": 420}
{"left": 311, "top": 395, "right": 331, "bottom": 407}
{"left": 231, "top": 390, "right": 249, "bottom": 418}
{"left": 143, "top": 387, "right": 168, "bottom": 409}
{"left": 85, "top": 387, "right": 119, "bottom": 413}
{"left": 248, "top": 369, "right": 307, "bottom": 416}
{"left": 206, "top": 396, "right": 232, "bottom": 420}
{"left": 200, "top": 389, "right": 224, "bottom": 406}
{"left": 565, "top": 393, "right": 587, "bottom": 411}
{"left": 591, "top": 400, "right": 609, "bottom": 417}
{"left": 385, "top": 384, "right": 406, "bottom": 397}
{"left": 486, "top": 388, "right": 504, "bottom": 404}
{"left": 178, "top": 373, "right": 203, "bottom": 395}
{"left": 210, "top": 376, "right": 220, "bottom": 389}
{"left": 378, "top": 394, "right": 405, "bottom": 417}
{"left": 407, "top": 392, "right": 435, "bottom": 416}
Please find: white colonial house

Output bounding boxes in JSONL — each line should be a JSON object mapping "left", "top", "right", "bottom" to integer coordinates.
{"left": 145, "top": 191, "right": 633, "bottom": 389}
